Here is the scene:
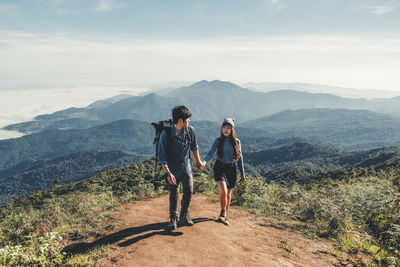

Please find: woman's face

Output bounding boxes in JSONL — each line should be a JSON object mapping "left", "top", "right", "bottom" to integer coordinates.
{"left": 222, "top": 124, "right": 232, "bottom": 137}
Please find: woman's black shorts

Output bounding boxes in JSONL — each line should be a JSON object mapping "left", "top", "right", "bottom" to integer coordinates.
{"left": 213, "top": 160, "right": 237, "bottom": 189}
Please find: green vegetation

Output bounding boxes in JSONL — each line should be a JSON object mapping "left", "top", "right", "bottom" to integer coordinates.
{"left": 1, "top": 156, "right": 399, "bottom": 266}
{"left": 0, "top": 159, "right": 166, "bottom": 266}
{"left": 245, "top": 143, "right": 400, "bottom": 184}
{"left": 231, "top": 170, "right": 400, "bottom": 266}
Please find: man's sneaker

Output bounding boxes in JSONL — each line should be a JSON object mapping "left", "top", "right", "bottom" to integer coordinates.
{"left": 167, "top": 215, "right": 178, "bottom": 231}
{"left": 179, "top": 213, "right": 194, "bottom": 226}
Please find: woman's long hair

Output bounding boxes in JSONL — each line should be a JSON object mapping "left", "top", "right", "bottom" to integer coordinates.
{"left": 217, "top": 125, "right": 240, "bottom": 161}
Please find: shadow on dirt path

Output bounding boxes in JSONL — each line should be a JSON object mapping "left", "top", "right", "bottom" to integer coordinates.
{"left": 62, "top": 217, "right": 213, "bottom": 255}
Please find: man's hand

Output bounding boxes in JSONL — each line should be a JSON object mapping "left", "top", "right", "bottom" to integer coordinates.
{"left": 193, "top": 150, "right": 204, "bottom": 170}
{"left": 168, "top": 172, "right": 177, "bottom": 186}
{"left": 240, "top": 177, "right": 245, "bottom": 183}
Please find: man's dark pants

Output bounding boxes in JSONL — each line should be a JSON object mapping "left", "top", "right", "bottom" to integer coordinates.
{"left": 168, "top": 172, "right": 193, "bottom": 218}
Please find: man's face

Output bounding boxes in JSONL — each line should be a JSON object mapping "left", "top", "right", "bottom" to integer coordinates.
{"left": 183, "top": 117, "right": 190, "bottom": 128}
{"left": 178, "top": 117, "right": 190, "bottom": 128}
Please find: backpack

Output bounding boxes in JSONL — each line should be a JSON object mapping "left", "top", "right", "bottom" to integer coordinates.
{"left": 151, "top": 119, "right": 193, "bottom": 171}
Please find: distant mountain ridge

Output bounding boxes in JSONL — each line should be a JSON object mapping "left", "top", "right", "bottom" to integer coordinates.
{"left": 4, "top": 80, "right": 400, "bottom": 134}
{"left": 3, "top": 108, "right": 400, "bottom": 172}
{"left": 0, "top": 120, "right": 154, "bottom": 170}
{"left": 243, "top": 108, "right": 400, "bottom": 150}
{"left": 243, "top": 82, "right": 400, "bottom": 99}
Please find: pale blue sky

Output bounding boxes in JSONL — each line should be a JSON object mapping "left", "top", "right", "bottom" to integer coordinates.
{"left": 1, "top": 0, "right": 399, "bottom": 36}
{"left": 1, "top": 0, "right": 400, "bottom": 90}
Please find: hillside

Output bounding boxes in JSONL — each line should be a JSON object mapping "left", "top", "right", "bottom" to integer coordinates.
{"left": 1, "top": 159, "right": 398, "bottom": 266}
{"left": 244, "top": 141, "right": 400, "bottom": 183}
{"left": 0, "top": 120, "right": 154, "bottom": 170}
{"left": 0, "top": 150, "right": 146, "bottom": 205}
{"left": 243, "top": 108, "right": 400, "bottom": 149}
{"left": 2, "top": 124, "right": 400, "bottom": 205}
{"left": 3, "top": 108, "right": 400, "bottom": 172}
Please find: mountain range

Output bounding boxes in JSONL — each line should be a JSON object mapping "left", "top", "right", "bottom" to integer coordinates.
{"left": 4, "top": 80, "right": 400, "bottom": 134}
{"left": 2, "top": 80, "right": 400, "bottom": 205}
{"left": 243, "top": 82, "right": 400, "bottom": 99}
{"left": 242, "top": 108, "right": 400, "bottom": 150}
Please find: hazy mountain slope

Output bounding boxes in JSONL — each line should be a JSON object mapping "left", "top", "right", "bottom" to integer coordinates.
{"left": 243, "top": 108, "right": 400, "bottom": 149}
{"left": 0, "top": 120, "right": 225, "bottom": 172}
{"left": 0, "top": 120, "right": 154, "bottom": 170}
{"left": 3, "top": 108, "right": 400, "bottom": 173}
{"left": 243, "top": 82, "right": 400, "bottom": 99}
{"left": 0, "top": 150, "right": 146, "bottom": 205}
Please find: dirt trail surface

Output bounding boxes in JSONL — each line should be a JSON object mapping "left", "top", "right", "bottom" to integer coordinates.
{"left": 95, "top": 194, "right": 341, "bottom": 266}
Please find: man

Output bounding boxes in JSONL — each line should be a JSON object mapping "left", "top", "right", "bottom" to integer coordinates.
{"left": 157, "top": 105, "right": 204, "bottom": 230}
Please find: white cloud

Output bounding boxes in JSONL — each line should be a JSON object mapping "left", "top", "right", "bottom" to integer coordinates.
{"left": 93, "top": 0, "right": 121, "bottom": 12}
{"left": 0, "top": 130, "right": 24, "bottom": 140}
{"left": 363, "top": 6, "right": 394, "bottom": 15}
{"left": 1, "top": 31, "right": 400, "bottom": 93}
{"left": 265, "top": 0, "right": 284, "bottom": 12}
{"left": 0, "top": 86, "right": 148, "bottom": 140}
{"left": 2, "top": 30, "right": 400, "bottom": 138}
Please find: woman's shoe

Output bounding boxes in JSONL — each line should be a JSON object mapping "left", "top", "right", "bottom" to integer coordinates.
{"left": 217, "top": 210, "right": 226, "bottom": 223}
{"left": 223, "top": 217, "right": 229, "bottom": 226}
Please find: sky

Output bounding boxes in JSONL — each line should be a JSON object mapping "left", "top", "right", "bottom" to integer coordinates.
{"left": 1, "top": 0, "right": 400, "bottom": 138}
{"left": 1, "top": 0, "right": 400, "bottom": 91}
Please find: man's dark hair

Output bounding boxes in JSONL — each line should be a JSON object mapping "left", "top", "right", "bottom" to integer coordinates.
{"left": 172, "top": 105, "right": 192, "bottom": 124}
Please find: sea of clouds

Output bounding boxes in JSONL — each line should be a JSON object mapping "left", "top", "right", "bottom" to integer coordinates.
{"left": 0, "top": 86, "right": 148, "bottom": 140}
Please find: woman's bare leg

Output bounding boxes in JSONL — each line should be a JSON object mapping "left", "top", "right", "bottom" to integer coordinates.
{"left": 217, "top": 181, "right": 228, "bottom": 215}
{"left": 226, "top": 188, "right": 233, "bottom": 211}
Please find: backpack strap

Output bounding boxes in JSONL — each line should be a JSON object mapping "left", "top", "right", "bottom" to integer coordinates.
{"left": 186, "top": 126, "right": 194, "bottom": 159}
{"left": 186, "top": 126, "right": 193, "bottom": 146}
{"left": 165, "top": 126, "right": 173, "bottom": 155}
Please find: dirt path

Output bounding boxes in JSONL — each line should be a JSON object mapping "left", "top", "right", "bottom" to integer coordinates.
{"left": 94, "top": 194, "right": 342, "bottom": 266}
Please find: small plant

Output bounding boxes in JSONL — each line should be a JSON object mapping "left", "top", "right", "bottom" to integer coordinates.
{"left": 279, "top": 240, "right": 293, "bottom": 254}
{"left": 0, "top": 232, "right": 65, "bottom": 266}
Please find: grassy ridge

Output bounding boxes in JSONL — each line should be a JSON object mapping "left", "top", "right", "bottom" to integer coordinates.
{"left": 0, "top": 159, "right": 399, "bottom": 266}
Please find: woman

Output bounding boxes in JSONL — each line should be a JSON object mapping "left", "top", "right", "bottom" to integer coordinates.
{"left": 202, "top": 118, "right": 245, "bottom": 225}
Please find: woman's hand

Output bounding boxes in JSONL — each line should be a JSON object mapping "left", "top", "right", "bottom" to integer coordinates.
{"left": 240, "top": 177, "right": 245, "bottom": 183}
{"left": 197, "top": 160, "right": 205, "bottom": 170}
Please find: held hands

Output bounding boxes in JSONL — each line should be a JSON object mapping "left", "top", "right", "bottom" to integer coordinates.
{"left": 196, "top": 160, "right": 205, "bottom": 170}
